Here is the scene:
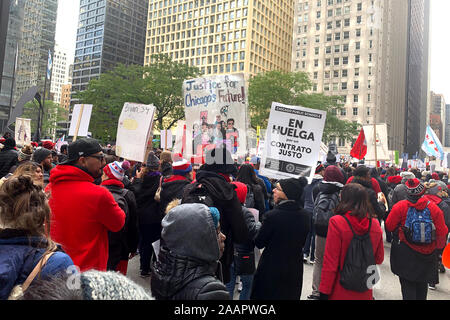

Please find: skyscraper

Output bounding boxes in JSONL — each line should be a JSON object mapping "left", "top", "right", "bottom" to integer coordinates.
{"left": 292, "top": 0, "right": 429, "bottom": 155}
{"left": 0, "top": 0, "right": 26, "bottom": 132}
{"left": 71, "top": 0, "right": 149, "bottom": 98}
{"left": 144, "top": 0, "right": 294, "bottom": 76}
{"left": 14, "top": 0, "right": 58, "bottom": 106}
{"left": 50, "top": 44, "right": 70, "bottom": 105}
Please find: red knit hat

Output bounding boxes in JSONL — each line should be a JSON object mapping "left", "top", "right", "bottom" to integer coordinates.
{"left": 231, "top": 181, "right": 248, "bottom": 205}
{"left": 42, "top": 141, "right": 54, "bottom": 150}
{"left": 103, "top": 161, "right": 130, "bottom": 181}
{"left": 431, "top": 172, "right": 440, "bottom": 180}
{"left": 388, "top": 176, "right": 402, "bottom": 185}
{"left": 405, "top": 178, "right": 426, "bottom": 196}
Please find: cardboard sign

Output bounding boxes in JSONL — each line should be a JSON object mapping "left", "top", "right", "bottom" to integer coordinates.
{"left": 115, "top": 103, "right": 156, "bottom": 162}
{"left": 259, "top": 102, "right": 327, "bottom": 180}
{"left": 68, "top": 104, "right": 93, "bottom": 138}
{"left": 14, "top": 118, "right": 31, "bottom": 145}
{"left": 183, "top": 74, "right": 248, "bottom": 162}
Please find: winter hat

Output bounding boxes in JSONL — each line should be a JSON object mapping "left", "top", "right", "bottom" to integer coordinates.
{"left": 80, "top": 271, "right": 153, "bottom": 300}
{"left": 387, "top": 175, "right": 402, "bottom": 185}
{"left": 208, "top": 207, "right": 220, "bottom": 229}
{"left": 32, "top": 147, "right": 51, "bottom": 164}
{"left": 172, "top": 153, "right": 192, "bottom": 175}
{"left": 18, "top": 145, "right": 33, "bottom": 161}
{"left": 62, "top": 138, "right": 102, "bottom": 164}
{"left": 250, "top": 156, "right": 259, "bottom": 165}
{"left": 103, "top": 161, "right": 130, "bottom": 181}
{"left": 431, "top": 172, "right": 440, "bottom": 180}
{"left": 315, "top": 164, "right": 325, "bottom": 174}
{"left": 405, "top": 178, "right": 426, "bottom": 197}
{"left": 42, "top": 141, "right": 54, "bottom": 150}
{"left": 426, "top": 180, "right": 448, "bottom": 197}
{"left": 202, "top": 147, "right": 237, "bottom": 175}
{"left": 278, "top": 177, "right": 308, "bottom": 202}
{"left": 146, "top": 151, "right": 160, "bottom": 169}
{"left": 231, "top": 181, "right": 248, "bottom": 204}
{"left": 3, "top": 138, "right": 16, "bottom": 148}
{"left": 400, "top": 171, "right": 415, "bottom": 180}
{"left": 324, "top": 165, "right": 345, "bottom": 185}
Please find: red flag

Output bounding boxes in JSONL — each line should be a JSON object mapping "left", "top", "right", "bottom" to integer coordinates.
{"left": 350, "top": 129, "right": 367, "bottom": 160}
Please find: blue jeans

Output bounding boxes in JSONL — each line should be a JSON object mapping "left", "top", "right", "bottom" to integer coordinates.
{"left": 303, "top": 214, "right": 315, "bottom": 260}
{"left": 225, "top": 263, "right": 254, "bottom": 300}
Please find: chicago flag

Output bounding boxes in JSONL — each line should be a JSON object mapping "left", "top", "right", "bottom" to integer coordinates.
{"left": 421, "top": 126, "right": 444, "bottom": 160}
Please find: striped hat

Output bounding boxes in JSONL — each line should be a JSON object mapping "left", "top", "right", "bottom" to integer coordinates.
{"left": 103, "top": 161, "right": 130, "bottom": 181}
{"left": 405, "top": 178, "right": 426, "bottom": 197}
{"left": 172, "top": 153, "right": 192, "bottom": 175}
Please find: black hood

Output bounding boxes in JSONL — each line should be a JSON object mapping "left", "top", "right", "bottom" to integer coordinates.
{"left": 318, "top": 181, "right": 343, "bottom": 195}
{"left": 195, "top": 170, "right": 235, "bottom": 201}
{"left": 351, "top": 177, "right": 373, "bottom": 190}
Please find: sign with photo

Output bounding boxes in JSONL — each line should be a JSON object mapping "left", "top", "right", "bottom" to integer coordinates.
{"left": 259, "top": 102, "right": 327, "bottom": 180}
{"left": 183, "top": 74, "right": 248, "bottom": 162}
{"left": 14, "top": 118, "right": 31, "bottom": 145}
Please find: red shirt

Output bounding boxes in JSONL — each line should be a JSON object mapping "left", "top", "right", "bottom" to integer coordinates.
{"left": 386, "top": 197, "right": 448, "bottom": 254}
{"left": 320, "top": 213, "right": 384, "bottom": 300}
{"left": 47, "top": 165, "right": 125, "bottom": 272}
{"left": 346, "top": 176, "right": 381, "bottom": 194}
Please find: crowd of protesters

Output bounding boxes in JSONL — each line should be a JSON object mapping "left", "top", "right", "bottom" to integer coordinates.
{"left": 0, "top": 134, "right": 448, "bottom": 301}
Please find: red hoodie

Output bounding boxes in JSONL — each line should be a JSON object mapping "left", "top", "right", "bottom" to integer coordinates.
{"left": 386, "top": 197, "right": 448, "bottom": 254}
{"left": 47, "top": 165, "right": 126, "bottom": 272}
{"left": 320, "top": 212, "right": 384, "bottom": 300}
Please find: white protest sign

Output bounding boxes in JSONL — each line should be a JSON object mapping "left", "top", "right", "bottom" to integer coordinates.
{"left": 68, "top": 104, "right": 93, "bottom": 138}
{"left": 14, "top": 118, "right": 31, "bottom": 145}
{"left": 259, "top": 102, "right": 327, "bottom": 180}
{"left": 363, "top": 124, "right": 390, "bottom": 161}
{"left": 183, "top": 74, "right": 248, "bottom": 162}
{"left": 173, "top": 120, "right": 187, "bottom": 157}
{"left": 160, "top": 130, "right": 173, "bottom": 150}
{"left": 115, "top": 103, "right": 156, "bottom": 162}
{"left": 257, "top": 140, "right": 265, "bottom": 157}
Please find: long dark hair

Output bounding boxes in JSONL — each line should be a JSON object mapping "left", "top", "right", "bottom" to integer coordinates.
{"left": 237, "top": 163, "right": 259, "bottom": 185}
{"left": 334, "top": 183, "right": 372, "bottom": 219}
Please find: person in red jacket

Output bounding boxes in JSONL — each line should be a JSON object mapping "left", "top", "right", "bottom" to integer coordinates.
{"left": 46, "top": 138, "right": 126, "bottom": 272}
{"left": 386, "top": 178, "right": 448, "bottom": 300}
{"left": 319, "top": 183, "right": 384, "bottom": 300}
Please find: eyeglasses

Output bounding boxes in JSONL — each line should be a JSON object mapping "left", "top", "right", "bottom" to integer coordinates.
{"left": 88, "top": 154, "right": 105, "bottom": 161}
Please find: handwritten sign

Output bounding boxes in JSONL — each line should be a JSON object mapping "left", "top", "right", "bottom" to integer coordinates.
{"left": 115, "top": 102, "right": 156, "bottom": 162}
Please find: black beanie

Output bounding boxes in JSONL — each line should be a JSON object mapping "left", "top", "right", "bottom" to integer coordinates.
{"left": 202, "top": 147, "right": 237, "bottom": 176}
{"left": 279, "top": 177, "right": 308, "bottom": 202}
{"left": 3, "top": 138, "right": 16, "bottom": 149}
{"left": 32, "top": 147, "right": 52, "bottom": 164}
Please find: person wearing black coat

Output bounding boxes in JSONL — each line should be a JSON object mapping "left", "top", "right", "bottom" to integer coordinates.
{"left": 151, "top": 203, "right": 230, "bottom": 300}
{"left": 236, "top": 164, "right": 266, "bottom": 217}
{"left": 250, "top": 177, "right": 310, "bottom": 300}
{"left": 101, "top": 161, "right": 139, "bottom": 275}
{"left": 0, "top": 138, "right": 18, "bottom": 178}
{"left": 182, "top": 147, "right": 249, "bottom": 285}
{"left": 129, "top": 152, "right": 162, "bottom": 277}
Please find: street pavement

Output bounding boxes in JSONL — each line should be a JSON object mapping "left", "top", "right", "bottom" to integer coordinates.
{"left": 127, "top": 223, "right": 450, "bottom": 300}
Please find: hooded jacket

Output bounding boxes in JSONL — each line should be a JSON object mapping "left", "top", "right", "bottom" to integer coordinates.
{"left": 47, "top": 165, "right": 126, "bottom": 272}
{"left": 313, "top": 181, "right": 343, "bottom": 237}
{"left": 150, "top": 203, "right": 230, "bottom": 300}
{"left": 159, "top": 175, "right": 191, "bottom": 216}
{"left": 0, "top": 147, "right": 18, "bottom": 178}
{"left": 0, "top": 230, "right": 74, "bottom": 300}
{"left": 319, "top": 213, "right": 384, "bottom": 300}
{"left": 386, "top": 197, "right": 448, "bottom": 254}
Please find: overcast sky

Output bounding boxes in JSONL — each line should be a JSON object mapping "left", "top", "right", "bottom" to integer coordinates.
{"left": 55, "top": 0, "right": 450, "bottom": 101}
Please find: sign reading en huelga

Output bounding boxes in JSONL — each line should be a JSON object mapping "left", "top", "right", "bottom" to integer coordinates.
{"left": 259, "top": 102, "right": 327, "bottom": 180}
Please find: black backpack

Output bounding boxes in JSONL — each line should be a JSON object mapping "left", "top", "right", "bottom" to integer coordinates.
{"left": 181, "top": 182, "right": 215, "bottom": 208}
{"left": 244, "top": 184, "right": 255, "bottom": 209}
{"left": 339, "top": 216, "right": 377, "bottom": 292}
{"left": 313, "top": 192, "right": 340, "bottom": 237}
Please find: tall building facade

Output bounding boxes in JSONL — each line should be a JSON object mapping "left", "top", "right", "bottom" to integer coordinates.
{"left": 292, "top": 0, "right": 429, "bottom": 155}
{"left": 14, "top": 0, "right": 58, "bottom": 105}
{"left": 50, "top": 44, "right": 70, "bottom": 105}
{"left": 0, "top": 0, "right": 26, "bottom": 132}
{"left": 71, "top": 0, "right": 148, "bottom": 98}
{"left": 445, "top": 104, "right": 450, "bottom": 148}
{"left": 144, "top": 0, "right": 294, "bottom": 76}
{"left": 429, "top": 91, "right": 445, "bottom": 144}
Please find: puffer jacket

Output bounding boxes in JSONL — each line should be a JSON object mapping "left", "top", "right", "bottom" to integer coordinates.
{"left": 151, "top": 203, "right": 230, "bottom": 300}
{"left": 0, "top": 147, "right": 18, "bottom": 178}
{"left": 0, "top": 230, "right": 74, "bottom": 300}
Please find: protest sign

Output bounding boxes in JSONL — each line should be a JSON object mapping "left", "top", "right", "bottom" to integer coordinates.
{"left": 115, "top": 103, "right": 156, "bottom": 162}
{"left": 68, "top": 104, "right": 93, "bottom": 139}
{"left": 173, "top": 120, "right": 187, "bottom": 157}
{"left": 14, "top": 118, "right": 31, "bottom": 145}
{"left": 259, "top": 102, "right": 327, "bottom": 180}
{"left": 363, "top": 124, "right": 390, "bottom": 161}
{"left": 160, "top": 129, "right": 173, "bottom": 150}
{"left": 183, "top": 74, "right": 248, "bottom": 162}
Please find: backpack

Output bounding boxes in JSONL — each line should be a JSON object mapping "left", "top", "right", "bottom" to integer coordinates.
{"left": 313, "top": 192, "right": 340, "bottom": 237}
{"left": 339, "top": 216, "right": 377, "bottom": 292}
{"left": 181, "top": 182, "right": 215, "bottom": 208}
{"left": 402, "top": 201, "right": 436, "bottom": 245}
{"left": 387, "top": 186, "right": 395, "bottom": 208}
{"left": 244, "top": 184, "right": 255, "bottom": 209}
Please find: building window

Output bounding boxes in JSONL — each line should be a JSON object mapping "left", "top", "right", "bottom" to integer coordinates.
{"left": 353, "top": 107, "right": 358, "bottom": 116}
{"left": 354, "top": 95, "right": 359, "bottom": 103}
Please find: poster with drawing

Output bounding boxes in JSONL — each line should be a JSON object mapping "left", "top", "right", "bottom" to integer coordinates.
{"left": 14, "top": 118, "right": 31, "bottom": 145}
{"left": 115, "top": 103, "right": 156, "bottom": 162}
{"left": 183, "top": 74, "right": 248, "bottom": 162}
{"left": 259, "top": 102, "right": 327, "bottom": 180}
